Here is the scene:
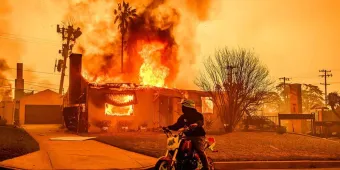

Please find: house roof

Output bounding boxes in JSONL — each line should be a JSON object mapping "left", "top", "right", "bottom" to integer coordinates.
{"left": 19, "top": 89, "right": 61, "bottom": 101}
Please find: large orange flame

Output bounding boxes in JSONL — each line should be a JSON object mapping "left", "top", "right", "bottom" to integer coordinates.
{"left": 138, "top": 41, "right": 169, "bottom": 87}
{"left": 68, "top": 0, "right": 216, "bottom": 116}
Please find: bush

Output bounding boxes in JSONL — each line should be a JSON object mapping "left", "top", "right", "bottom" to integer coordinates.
{"left": 0, "top": 119, "right": 7, "bottom": 126}
{"left": 93, "top": 120, "right": 111, "bottom": 132}
{"left": 276, "top": 126, "right": 287, "bottom": 134}
{"left": 117, "top": 120, "right": 133, "bottom": 131}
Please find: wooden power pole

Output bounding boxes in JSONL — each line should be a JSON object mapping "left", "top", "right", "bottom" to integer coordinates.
{"left": 226, "top": 65, "right": 236, "bottom": 84}
{"left": 319, "top": 69, "right": 332, "bottom": 105}
{"left": 56, "top": 25, "right": 82, "bottom": 94}
{"left": 279, "top": 77, "right": 291, "bottom": 112}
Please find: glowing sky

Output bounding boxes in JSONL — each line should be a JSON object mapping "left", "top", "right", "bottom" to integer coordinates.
{"left": 1, "top": 0, "right": 340, "bottom": 95}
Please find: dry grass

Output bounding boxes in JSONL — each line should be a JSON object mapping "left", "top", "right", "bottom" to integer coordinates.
{"left": 96, "top": 131, "right": 340, "bottom": 161}
{"left": 0, "top": 126, "right": 40, "bottom": 161}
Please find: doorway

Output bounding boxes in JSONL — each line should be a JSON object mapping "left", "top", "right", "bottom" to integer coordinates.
{"left": 159, "top": 95, "right": 173, "bottom": 127}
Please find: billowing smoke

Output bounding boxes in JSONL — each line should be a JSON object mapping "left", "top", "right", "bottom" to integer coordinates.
{"left": 0, "top": 0, "right": 23, "bottom": 99}
{"left": 65, "top": 0, "right": 215, "bottom": 87}
{"left": 0, "top": 59, "right": 11, "bottom": 99}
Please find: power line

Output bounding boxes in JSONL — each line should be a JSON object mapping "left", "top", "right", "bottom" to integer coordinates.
{"left": 0, "top": 86, "right": 51, "bottom": 93}
{"left": 319, "top": 69, "right": 332, "bottom": 105}
{"left": 24, "top": 83, "right": 59, "bottom": 90}
{"left": 0, "top": 32, "right": 60, "bottom": 43}
{"left": 0, "top": 78, "right": 68, "bottom": 88}
{"left": 7, "top": 67, "right": 67, "bottom": 76}
{"left": 0, "top": 36, "right": 60, "bottom": 47}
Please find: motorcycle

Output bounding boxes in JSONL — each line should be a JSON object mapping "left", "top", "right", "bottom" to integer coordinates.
{"left": 154, "top": 126, "right": 217, "bottom": 170}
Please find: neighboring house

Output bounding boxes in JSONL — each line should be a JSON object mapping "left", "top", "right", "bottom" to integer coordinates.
{"left": 18, "top": 89, "right": 63, "bottom": 125}
{"left": 0, "top": 99, "right": 15, "bottom": 125}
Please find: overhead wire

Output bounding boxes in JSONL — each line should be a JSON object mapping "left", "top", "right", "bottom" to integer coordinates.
{"left": 0, "top": 78, "right": 68, "bottom": 89}
{"left": 6, "top": 67, "right": 67, "bottom": 76}
{"left": 0, "top": 33, "right": 60, "bottom": 46}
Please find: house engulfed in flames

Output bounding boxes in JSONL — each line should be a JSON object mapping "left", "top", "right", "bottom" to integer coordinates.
{"left": 63, "top": 53, "right": 215, "bottom": 133}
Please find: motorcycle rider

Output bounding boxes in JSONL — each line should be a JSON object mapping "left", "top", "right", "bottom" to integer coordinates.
{"left": 165, "top": 99, "right": 210, "bottom": 170}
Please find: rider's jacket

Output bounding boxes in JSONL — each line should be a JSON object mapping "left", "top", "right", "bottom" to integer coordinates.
{"left": 168, "top": 107, "right": 206, "bottom": 137}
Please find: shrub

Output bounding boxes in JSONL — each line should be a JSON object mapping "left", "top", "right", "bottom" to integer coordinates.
{"left": 140, "top": 121, "right": 148, "bottom": 127}
{"left": 0, "top": 118, "right": 7, "bottom": 126}
{"left": 117, "top": 120, "right": 133, "bottom": 131}
{"left": 94, "top": 120, "right": 111, "bottom": 129}
{"left": 276, "top": 126, "right": 287, "bottom": 134}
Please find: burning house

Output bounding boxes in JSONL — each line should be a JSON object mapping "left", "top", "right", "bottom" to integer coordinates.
{"left": 63, "top": 53, "right": 215, "bottom": 133}
{"left": 62, "top": 0, "right": 218, "bottom": 133}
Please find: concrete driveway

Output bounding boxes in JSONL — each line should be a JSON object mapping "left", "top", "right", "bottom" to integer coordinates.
{"left": 0, "top": 124, "right": 157, "bottom": 169}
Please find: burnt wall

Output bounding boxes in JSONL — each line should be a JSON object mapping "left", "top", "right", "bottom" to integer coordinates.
{"left": 87, "top": 88, "right": 157, "bottom": 133}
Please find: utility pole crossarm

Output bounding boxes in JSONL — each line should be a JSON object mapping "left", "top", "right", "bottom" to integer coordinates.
{"left": 319, "top": 69, "right": 332, "bottom": 105}
{"left": 226, "top": 65, "right": 236, "bottom": 84}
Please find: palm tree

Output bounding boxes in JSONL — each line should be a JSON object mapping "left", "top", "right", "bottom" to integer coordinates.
{"left": 114, "top": 1, "right": 137, "bottom": 73}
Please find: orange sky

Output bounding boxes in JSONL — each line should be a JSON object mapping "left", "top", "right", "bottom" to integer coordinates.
{"left": 1, "top": 0, "right": 340, "bottom": 95}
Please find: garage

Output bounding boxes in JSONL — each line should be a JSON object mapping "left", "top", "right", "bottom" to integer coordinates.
{"left": 25, "top": 105, "right": 62, "bottom": 124}
{"left": 19, "top": 89, "right": 63, "bottom": 125}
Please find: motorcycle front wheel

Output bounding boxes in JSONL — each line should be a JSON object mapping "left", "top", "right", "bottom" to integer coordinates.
{"left": 208, "top": 157, "right": 215, "bottom": 170}
{"left": 154, "top": 160, "right": 176, "bottom": 170}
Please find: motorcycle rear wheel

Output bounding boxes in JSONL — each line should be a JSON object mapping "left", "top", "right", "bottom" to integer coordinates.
{"left": 154, "top": 160, "right": 175, "bottom": 170}
{"left": 208, "top": 157, "right": 215, "bottom": 170}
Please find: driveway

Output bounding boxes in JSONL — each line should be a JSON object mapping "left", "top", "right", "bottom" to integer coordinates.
{"left": 0, "top": 124, "right": 157, "bottom": 169}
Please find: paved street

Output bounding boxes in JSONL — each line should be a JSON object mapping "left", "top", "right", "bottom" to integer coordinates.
{"left": 0, "top": 124, "right": 157, "bottom": 169}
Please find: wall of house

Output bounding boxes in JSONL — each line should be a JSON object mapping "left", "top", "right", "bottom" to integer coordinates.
{"left": 87, "top": 87, "right": 222, "bottom": 133}
{"left": 19, "top": 90, "right": 62, "bottom": 125}
{"left": 0, "top": 101, "right": 14, "bottom": 124}
{"left": 187, "top": 91, "right": 223, "bottom": 132}
{"left": 87, "top": 88, "right": 158, "bottom": 133}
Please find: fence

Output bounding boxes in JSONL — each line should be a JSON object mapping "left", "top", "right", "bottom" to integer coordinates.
{"left": 264, "top": 116, "right": 279, "bottom": 125}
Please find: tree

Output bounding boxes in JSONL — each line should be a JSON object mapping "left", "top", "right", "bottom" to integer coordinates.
{"left": 261, "top": 91, "right": 284, "bottom": 114}
{"left": 276, "top": 83, "right": 324, "bottom": 113}
{"left": 328, "top": 92, "right": 340, "bottom": 119}
{"left": 114, "top": 1, "right": 137, "bottom": 73}
{"left": 195, "top": 47, "right": 273, "bottom": 132}
{"left": 301, "top": 84, "right": 323, "bottom": 113}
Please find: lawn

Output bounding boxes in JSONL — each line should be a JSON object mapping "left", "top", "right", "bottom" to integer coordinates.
{"left": 96, "top": 131, "right": 340, "bottom": 161}
{"left": 0, "top": 125, "right": 40, "bottom": 161}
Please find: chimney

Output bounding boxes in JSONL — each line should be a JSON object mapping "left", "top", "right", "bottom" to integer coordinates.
{"left": 15, "top": 63, "right": 24, "bottom": 100}
{"left": 69, "top": 53, "right": 82, "bottom": 104}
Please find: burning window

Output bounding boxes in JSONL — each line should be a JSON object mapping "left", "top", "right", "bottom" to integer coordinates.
{"left": 201, "top": 97, "right": 213, "bottom": 114}
{"left": 105, "top": 94, "right": 135, "bottom": 116}
{"left": 105, "top": 103, "right": 134, "bottom": 116}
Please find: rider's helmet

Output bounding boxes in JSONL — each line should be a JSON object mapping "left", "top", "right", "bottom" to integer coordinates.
{"left": 181, "top": 99, "right": 195, "bottom": 109}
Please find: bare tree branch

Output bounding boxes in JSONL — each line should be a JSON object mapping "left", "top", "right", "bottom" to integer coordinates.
{"left": 195, "top": 47, "right": 273, "bottom": 132}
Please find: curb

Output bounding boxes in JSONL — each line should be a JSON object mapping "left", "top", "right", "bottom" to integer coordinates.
{"left": 0, "top": 164, "right": 25, "bottom": 170}
{"left": 136, "top": 161, "right": 340, "bottom": 170}
{"left": 286, "top": 132, "right": 340, "bottom": 143}
{"left": 214, "top": 161, "right": 340, "bottom": 169}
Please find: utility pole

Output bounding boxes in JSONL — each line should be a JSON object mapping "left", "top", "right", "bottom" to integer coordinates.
{"left": 56, "top": 24, "right": 82, "bottom": 95}
{"left": 279, "top": 77, "right": 291, "bottom": 112}
{"left": 319, "top": 69, "right": 332, "bottom": 105}
{"left": 226, "top": 65, "right": 236, "bottom": 84}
